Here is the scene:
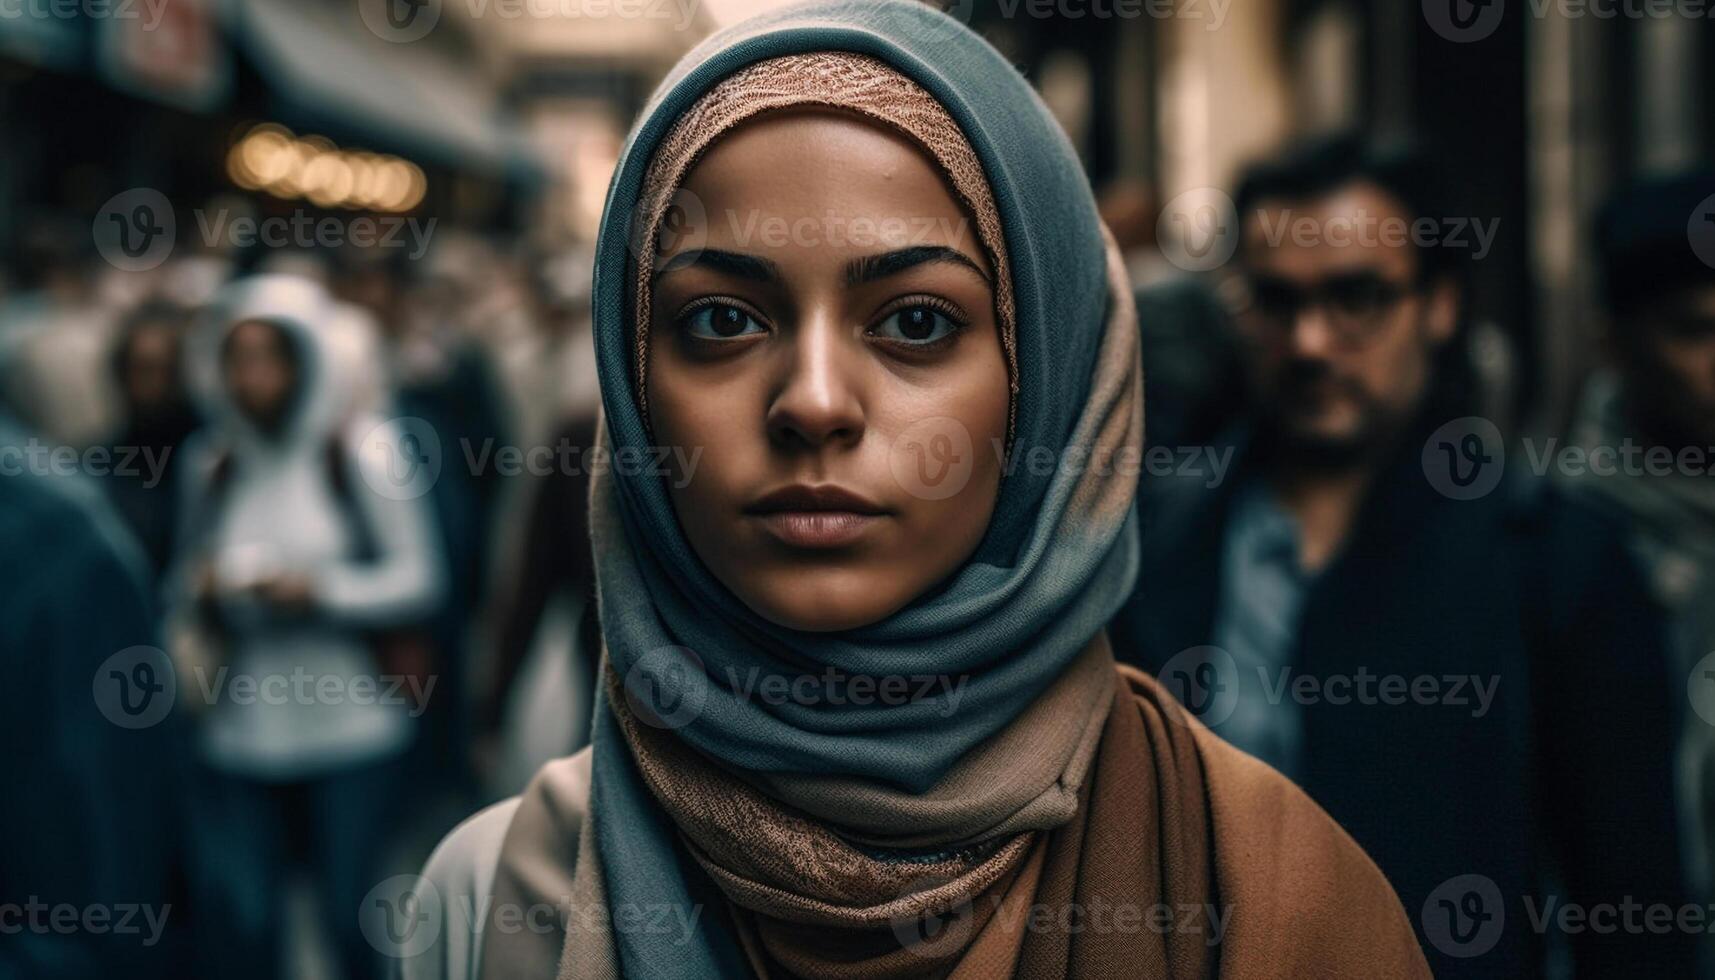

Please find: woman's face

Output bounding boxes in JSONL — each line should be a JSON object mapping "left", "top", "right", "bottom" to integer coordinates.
{"left": 646, "top": 110, "right": 1010, "bottom": 632}
{"left": 222, "top": 319, "right": 299, "bottom": 436}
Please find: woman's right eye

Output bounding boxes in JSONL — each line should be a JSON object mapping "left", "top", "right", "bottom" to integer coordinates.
{"left": 680, "top": 302, "right": 765, "bottom": 340}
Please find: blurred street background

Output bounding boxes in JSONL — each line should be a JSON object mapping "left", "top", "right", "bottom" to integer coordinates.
{"left": 1, "top": 1, "right": 1712, "bottom": 978}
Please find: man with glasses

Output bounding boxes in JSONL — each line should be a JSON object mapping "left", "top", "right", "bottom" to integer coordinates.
{"left": 1113, "top": 134, "right": 1690, "bottom": 976}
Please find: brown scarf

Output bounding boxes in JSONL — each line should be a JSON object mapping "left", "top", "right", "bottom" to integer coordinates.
{"left": 482, "top": 654, "right": 1430, "bottom": 980}
{"left": 604, "top": 635, "right": 1110, "bottom": 980}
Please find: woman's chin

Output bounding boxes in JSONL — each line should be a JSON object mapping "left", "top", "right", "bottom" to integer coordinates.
{"left": 735, "top": 569, "right": 915, "bottom": 633}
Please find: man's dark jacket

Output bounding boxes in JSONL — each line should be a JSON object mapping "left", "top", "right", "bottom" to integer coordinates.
{"left": 1110, "top": 415, "right": 1693, "bottom": 978}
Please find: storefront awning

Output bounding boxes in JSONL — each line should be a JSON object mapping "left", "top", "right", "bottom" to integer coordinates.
{"left": 234, "top": 0, "right": 543, "bottom": 183}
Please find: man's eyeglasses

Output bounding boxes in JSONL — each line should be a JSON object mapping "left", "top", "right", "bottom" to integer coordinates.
{"left": 1221, "top": 273, "right": 1419, "bottom": 347}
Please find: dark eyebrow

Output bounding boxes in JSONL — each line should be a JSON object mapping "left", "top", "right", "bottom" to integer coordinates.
{"left": 1318, "top": 269, "right": 1407, "bottom": 289}
{"left": 845, "top": 246, "right": 991, "bottom": 287}
{"left": 654, "top": 248, "right": 780, "bottom": 282}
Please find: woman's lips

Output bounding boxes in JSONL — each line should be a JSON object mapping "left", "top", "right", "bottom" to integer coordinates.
{"left": 752, "top": 510, "right": 884, "bottom": 549}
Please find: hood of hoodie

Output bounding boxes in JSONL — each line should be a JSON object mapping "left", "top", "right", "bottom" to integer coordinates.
{"left": 187, "top": 274, "right": 355, "bottom": 456}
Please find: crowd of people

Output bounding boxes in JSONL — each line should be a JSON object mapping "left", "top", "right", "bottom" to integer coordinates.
{"left": 0, "top": 218, "right": 605, "bottom": 978}
{"left": 1106, "top": 138, "right": 1715, "bottom": 977}
{"left": 1, "top": 128, "right": 1712, "bottom": 979}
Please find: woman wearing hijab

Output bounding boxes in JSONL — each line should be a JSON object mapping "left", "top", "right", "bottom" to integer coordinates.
{"left": 401, "top": 3, "right": 1428, "bottom": 977}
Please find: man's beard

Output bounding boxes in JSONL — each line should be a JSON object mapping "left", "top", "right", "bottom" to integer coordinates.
{"left": 1256, "top": 360, "right": 1400, "bottom": 470}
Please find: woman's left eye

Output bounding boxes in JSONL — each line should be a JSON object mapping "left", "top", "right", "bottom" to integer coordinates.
{"left": 872, "top": 305, "right": 961, "bottom": 345}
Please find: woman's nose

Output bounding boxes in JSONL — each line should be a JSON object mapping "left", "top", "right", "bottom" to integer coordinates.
{"left": 765, "top": 315, "right": 866, "bottom": 451}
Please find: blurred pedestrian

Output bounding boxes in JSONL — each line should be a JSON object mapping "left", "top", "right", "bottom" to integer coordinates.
{"left": 0, "top": 216, "right": 121, "bottom": 448}
{"left": 1553, "top": 170, "right": 1715, "bottom": 976}
{"left": 1110, "top": 133, "right": 1684, "bottom": 977}
{"left": 104, "top": 299, "right": 201, "bottom": 576}
{"left": 0, "top": 409, "right": 192, "bottom": 979}
{"left": 479, "top": 250, "right": 603, "bottom": 797}
{"left": 334, "top": 247, "right": 510, "bottom": 796}
{"left": 165, "top": 274, "right": 444, "bottom": 980}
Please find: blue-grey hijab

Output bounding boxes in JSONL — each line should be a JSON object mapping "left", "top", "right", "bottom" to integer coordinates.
{"left": 582, "top": 1, "right": 1141, "bottom": 974}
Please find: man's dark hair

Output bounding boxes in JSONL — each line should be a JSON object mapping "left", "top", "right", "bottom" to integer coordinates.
{"left": 1233, "top": 131, "right": 1462, "bottom": 284}
{"left": 1595, "top": 170, "right": 1715, "bottom": 317}
{"left": 1233, "top": 131, "right": 1476, "bottom": 414}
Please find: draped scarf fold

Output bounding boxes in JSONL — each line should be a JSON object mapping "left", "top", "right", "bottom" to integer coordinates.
{"left": 560, "top": 210, "right": 1141, "bottom": 978}
{"left": 482, "top": 664, "right": 1432, "bottom": 980}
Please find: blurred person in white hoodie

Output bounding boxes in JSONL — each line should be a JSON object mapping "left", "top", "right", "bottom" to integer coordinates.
{"left": 165, "top": 274, "right": 445, "bottom": 980}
